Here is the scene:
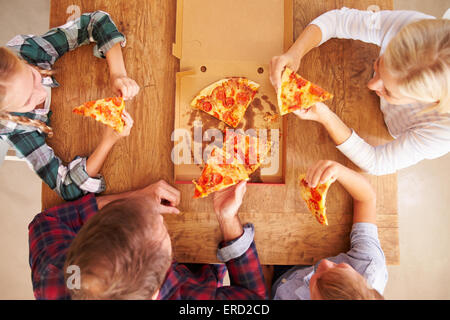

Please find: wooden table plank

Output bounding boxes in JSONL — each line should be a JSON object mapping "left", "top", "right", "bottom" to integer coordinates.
{"left": 44, "top": 0, "right": 399, "bottom": 265}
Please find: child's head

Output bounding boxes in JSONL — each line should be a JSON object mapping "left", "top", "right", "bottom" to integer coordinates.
{"left": 64, "top": 197, "right": 173, "bottom": 300}
{"left": 309, "top": 259, "right": 384, "bottom": 300}
{"left": 0, "top": 46, "right": 53, "bottom": 136}
{"left": 368, "top": 19, "right": 450, "bottom": 112}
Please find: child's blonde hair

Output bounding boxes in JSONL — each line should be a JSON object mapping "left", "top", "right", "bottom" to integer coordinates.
{"left": 384, "top": 19, "right": 450, "bottom": 113}
{"left": 316, "top": 267, "right": 384, "bottom": 300}
{"left": 0, "top": 47, "right": 53, "bottom": 137}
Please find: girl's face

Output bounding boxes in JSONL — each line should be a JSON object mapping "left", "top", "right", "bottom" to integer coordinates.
{"left": 367, "top": 55, "right": 417, "bottom": 105}
{"left": 2, "top": 63, "right": 47, "bottom": 113}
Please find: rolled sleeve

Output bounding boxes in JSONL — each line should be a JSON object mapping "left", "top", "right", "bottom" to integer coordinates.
{"left": 217, "top": 223, "right": 255, "bottom": 263}
{"left": 348, "top": 222, "right": 386, "bottom": 263}
{"left": 67, "top": 156, "right": 106, "bottom": 194}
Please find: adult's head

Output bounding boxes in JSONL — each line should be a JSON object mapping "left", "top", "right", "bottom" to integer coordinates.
{"left": 309, "top": 259, "right": 384, "bottom": 300}
{"left": 368, "top": 19, "right": 450, "bottom": 111}
{"left": 64, "top": 196, "right": 172, "bottom": 300}
{"left": 0, "top": 47, "right": 53, "bottom": 135}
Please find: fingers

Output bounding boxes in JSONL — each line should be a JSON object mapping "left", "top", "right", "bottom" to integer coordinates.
{"left": 269, "top": 56, "right": 286, "bottom": 91}
{"left": 114, "top": 77, "right": 140, "bottom": 101}
{"left": 306, "top": 160, "right": 338, "bottom": 187}
{"left": 158, "top": 203, "right": 180, "bottom": 215}
{"left": 155, "top": 180, "right": 181, "bottom": 207}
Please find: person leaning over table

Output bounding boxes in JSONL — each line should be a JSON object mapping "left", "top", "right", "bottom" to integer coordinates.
{"left": 0, "top": 11, "right": 139, "bottom": 201}
{"left": 28, "top": 179, "right": 268, "bottom": 300}
{"left": 270, "top": 8, "right": 450, "bottom": 175}
{"left": 266, "top": 160, "right": 387, "bottom": 300}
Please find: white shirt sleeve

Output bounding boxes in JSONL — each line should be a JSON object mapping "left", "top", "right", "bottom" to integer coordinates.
{"left": 310, "top": 8, "right": 435, "bottom": 49}
{"left": 337, "top": 124, "right": 450, "bottom": 175}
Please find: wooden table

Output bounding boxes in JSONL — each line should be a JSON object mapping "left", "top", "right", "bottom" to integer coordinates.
{"left": 44, "top": 0, "right": 399, "bottom": 265}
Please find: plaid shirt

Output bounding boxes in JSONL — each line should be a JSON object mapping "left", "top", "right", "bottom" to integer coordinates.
{"left": 1, "top": 11, "right": 126, "bottom": 200}
{"left": 28, "top": 194, "right": 268, "bottom": 300}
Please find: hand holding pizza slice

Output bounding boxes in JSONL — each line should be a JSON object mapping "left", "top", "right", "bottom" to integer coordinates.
{"left": 73, "top": 96, "right": 126, "bottom": 133}
{"left": 278, "top": 67, "right": 333, "bottom": 115}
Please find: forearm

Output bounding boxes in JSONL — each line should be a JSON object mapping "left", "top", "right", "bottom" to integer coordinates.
{"left": 321, "top": 109, "right": 352, "bottom": 145}
{"left": 217, "top": 216, "right": 244, "bottom": 242}
{"left": 287, "top": 24, "right": 322, "bottom": 61}
{"left": 106, "top": 42, "right": 127, "bottom": 78}
{"left": 337, "top": 165, "right": 376, "bottom": 224}
{"left": 86, "top": 138, "right": 117, "bottom": 177}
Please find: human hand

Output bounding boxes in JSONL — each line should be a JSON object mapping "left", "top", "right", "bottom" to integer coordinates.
{"left": 213, "top": 181, "right": 247, "bottom": 221}
{"left": 305, "top": 160, "right": 342, "bottom": 188}
{"left": 293, "top": 102, "right": 331, "bottom": 123}
{"left": 101, "top": 110, "right": 134, "bottom": 143}
{"left": 137, "top": 180, "right": 181, "bottom": 214}
{"left": 111, "top": 75, "right": 140, "bottom": 101}
{"left": 269, "top": 52, "right": 301, "bottom": 92}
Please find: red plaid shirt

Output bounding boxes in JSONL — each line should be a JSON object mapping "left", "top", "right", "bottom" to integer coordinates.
{"left": 28, "top": 194, "right": 268, "bottom": 300}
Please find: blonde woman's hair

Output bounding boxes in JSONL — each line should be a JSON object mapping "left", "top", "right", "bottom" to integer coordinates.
{"left": 316, "top": 267, "right": 384, "bottom": 300}
{"left": 0, "top": 46, "right": 54, "bottom": 137}
{"left": 383, "top": 19, "right": 450, "bottom": 113}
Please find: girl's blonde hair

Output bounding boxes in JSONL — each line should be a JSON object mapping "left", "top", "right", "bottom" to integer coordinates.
{"left": 316, "top": 267, "right": 384, "bottom": 300}
{"left": 384, "top": 19, "right": 450, "bottom": 113}
{"left": 0, "top": 47, "right": 53, "bottom": 137}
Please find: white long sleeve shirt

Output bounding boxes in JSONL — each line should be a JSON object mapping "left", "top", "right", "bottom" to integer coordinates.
{"left": 310, "top": 8, "right": 450, "bottom": 175}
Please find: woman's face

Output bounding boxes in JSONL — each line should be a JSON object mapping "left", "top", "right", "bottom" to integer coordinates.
{"left": 2, "top": 63, "right": 47, "bottom": 113}
{"left": 367, "top": 55, "right": 417, "bottom": 105}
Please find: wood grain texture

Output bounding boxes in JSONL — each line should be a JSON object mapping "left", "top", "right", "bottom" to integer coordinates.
{"left": 44, "top": 0, "right": 399, "bottom": 265}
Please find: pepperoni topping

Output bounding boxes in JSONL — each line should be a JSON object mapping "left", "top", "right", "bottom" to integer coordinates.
{"left": 294, "top": 91, "right": 303, "bottom": 104}
{"left": 223, "top": 176, "right": 233, "bottom": 185}
{"left": 213, "top": 111, "right": 220, "bottom": 119}
{"left": 225, "top": 97, "right": 235, "bottom": 108}
{"left": 194, "top": 188, "right": 202, "bottom": 198}
{"left": 90, "top": 114, "right": 97, "bottom": 119}
{"left": 301, "top": 179, "right": 308, "bottom": 187}
{"left": 85, "top": 101, "right": 96, "bottom": 108}
{"left": 236, "top": 92, "right": 249, "bottom": 105}
{"left": 202, "top": 101, "right": 212, "bottom": 112}
{"left": 215, "top": 88, "right": 226, "bottom": 101}
{"left": 198, "top": 173, "right": 210, "bottom": 185}
{"left": 296, "top": 78, "right": 308, "bottom": 89}
{"left": 309, "top": 85, "right": 325, "bottom": 97}
{"left": 212, "top": 173, "right": 223, "bottom": 185}
{"left": 113, "top": 97, "right": 123, "bottom": 106}
{"left": 288, "top": 105, "right": 301, "bottom": 111}
{"left": 311, "top": 188, "right": 322, "bottom": 202}
{"left": 309, "top": 200, "right": 320, "bottom": 211}
{"left": 289, "top": 72, "right": 296, "bottom": 81}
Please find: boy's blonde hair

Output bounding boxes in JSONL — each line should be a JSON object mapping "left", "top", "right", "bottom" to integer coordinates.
{"left": 384, "top": 19, "right": 450, "bottom": 113}
{"left": 316, "top": 267, "right": 384, "bottom": 300}
{"left": 0, "top": 47, "right": 53, "bottom": 137}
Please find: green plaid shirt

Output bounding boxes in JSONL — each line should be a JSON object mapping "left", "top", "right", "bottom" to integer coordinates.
{"left": 1, "top": 11, "right": 126, "bottom": 201}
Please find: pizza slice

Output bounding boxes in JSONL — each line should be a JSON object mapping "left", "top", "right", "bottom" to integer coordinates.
{"left": 191, "top": 78, "right": 260, "bottom": 127}
{"left": 193, "top": 146, "right": 249, "bottom": 199}
{"left": 73, "top": 97, "right": 125, "bottom": 132}
{"left": 298, "top": 174, "right": 335, "bottom": 226}
{"left": 278, "top": 67, "right": 333, "bottom": 116}
{"left": 223, "top": 130, "right": 272, "bottom": 175}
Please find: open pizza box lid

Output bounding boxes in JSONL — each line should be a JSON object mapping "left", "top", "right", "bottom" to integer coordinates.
{"left": 173, "top": 0, "right": 292, "bottom": 184}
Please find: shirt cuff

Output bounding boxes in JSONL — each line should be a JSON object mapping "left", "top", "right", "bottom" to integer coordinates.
{"left": 217, "top": 223, "right": 255, "bottom": 263}
{"left": 351, "top": 222, "right": 379, "bottom": 240}
{"left": 95, "top": 34, "right": 126, "bottom": 59}
{"left": 68, "top": 156, "right": 106, "bottom": 193}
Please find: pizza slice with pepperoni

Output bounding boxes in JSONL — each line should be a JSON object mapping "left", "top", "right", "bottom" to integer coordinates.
{"left": 193, "top": 146, "right": 250, "bottom": 199}
{"left": 278, "top": 67, "right": 333, "bottom": 115}
{"left": 298, "top": 174, "right": 335, "bottom": 226}
{"left": 73, "top": 97, "right": 125, "bottom": 132}
{"left": 191, "top": 78, "right": 260, "bottom": 127}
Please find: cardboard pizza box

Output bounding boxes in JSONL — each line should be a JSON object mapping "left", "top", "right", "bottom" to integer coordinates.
{"left": 173, "top": 0, "right": 292, "bottom": 184}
